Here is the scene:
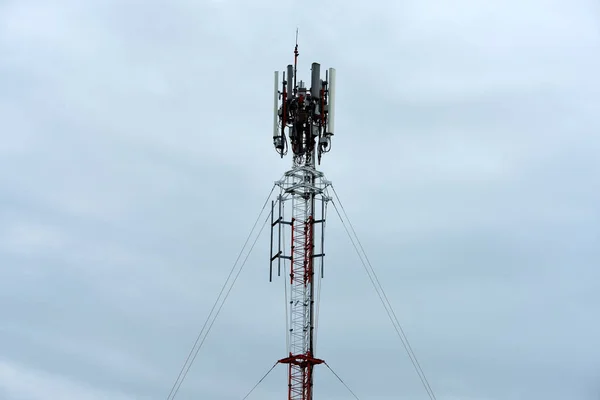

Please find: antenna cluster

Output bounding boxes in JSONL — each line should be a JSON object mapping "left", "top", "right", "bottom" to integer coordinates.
{"left": 273, "top": 49, "right": 336, "bottom": 166}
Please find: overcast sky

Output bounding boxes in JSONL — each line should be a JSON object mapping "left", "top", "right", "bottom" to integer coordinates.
{"left": 1, "top": 0, "right": 599, "bottom": 399}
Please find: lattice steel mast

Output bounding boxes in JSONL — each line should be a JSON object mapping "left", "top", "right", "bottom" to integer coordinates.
{"left": 270, "top": 39, "right": 336, "bottom": 400}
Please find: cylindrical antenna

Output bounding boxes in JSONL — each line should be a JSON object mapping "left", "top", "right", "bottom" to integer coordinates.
{"left": 273, "top": 71, "right": 279, "bottom": 139}
{"left": 326, "top": 68, "right": 336, "bottom": 136}
{"left": 310, "top": 63, "right": 321, "bottom": 98}
{"left": 287, "top": 65, "right": 294, "bottom": 100}
{"left": 281, "top": 71, "right": 287, "bottom": 138}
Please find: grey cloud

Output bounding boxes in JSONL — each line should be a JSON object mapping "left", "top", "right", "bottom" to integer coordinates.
{"left": 1, "top": 0, "right": 599, "bottom": 399}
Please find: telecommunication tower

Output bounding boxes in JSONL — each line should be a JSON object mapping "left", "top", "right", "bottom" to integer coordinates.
{"left": 269, "top": 39, "right": 336, "bottom": 400}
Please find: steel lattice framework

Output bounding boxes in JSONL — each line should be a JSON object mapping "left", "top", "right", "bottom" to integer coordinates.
{"left": 269, "top": 40, "right": 336, "bottom": 400}
{"left": 271, "top": 167, "right": 330, "bottom": 400}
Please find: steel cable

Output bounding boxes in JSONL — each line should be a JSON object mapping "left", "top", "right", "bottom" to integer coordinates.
{"left": 166, "top": 185, "right": 276, "bottom": 399}
{"left": 329, "top": 185, "right": 437, "bottom": 400}
{"left": 324, "top": 362, "right": 360, "bottom": 400}
{"left": 241, "top": 362, "right": 279, "bottom": 399}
